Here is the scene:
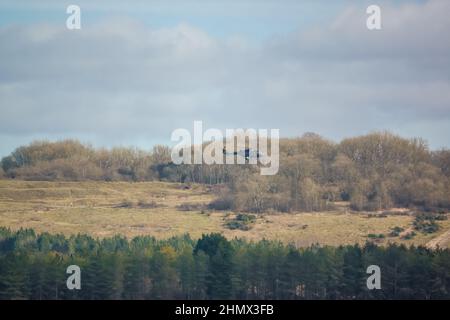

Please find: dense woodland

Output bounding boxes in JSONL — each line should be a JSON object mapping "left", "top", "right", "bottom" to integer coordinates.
{"left": 1, "top": 132, "right": 450, "bottom": 213}
{"left": 0, "top": 228, "right": 449, "bottom": 300}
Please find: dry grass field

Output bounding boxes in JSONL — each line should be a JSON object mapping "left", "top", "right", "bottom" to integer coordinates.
{"left": 0, "top": 180, "right": 449, "bottom": 247}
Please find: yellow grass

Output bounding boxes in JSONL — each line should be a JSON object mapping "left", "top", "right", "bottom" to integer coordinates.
{"left": 0, "top": 180, "right": 448, "bottom": 247}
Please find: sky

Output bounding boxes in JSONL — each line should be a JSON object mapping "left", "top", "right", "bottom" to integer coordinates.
{"left": 0, "top": 0, "right": 449, "bottom": 156}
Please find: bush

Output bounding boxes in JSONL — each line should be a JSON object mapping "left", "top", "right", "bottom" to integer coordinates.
{"left": 115, "top": 200, "right": 134, "bottom": 208}
{"left": 224, "top": 214, "right": 257, "bottom": 231}
{"left": 413, "top": 213, "right": 442, "bottom": 234}
{"left": 225, "top": 220, "right": 251, "bottom": 231}
{"left": 414, "top": 220, "right": 439, "bottom": 234}
{"left": 208, "top": 196, "right": 234, "bottom": 211}
{"left": 235, "top": 213, "right": 256, "bottom": 223}
{"left": 389, "top": 226, "right": 405, "bottom": 237}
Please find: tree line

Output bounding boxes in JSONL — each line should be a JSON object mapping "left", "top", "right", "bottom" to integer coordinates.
{"left": 0, "top": 228, "right": 449, "bottom": 300}
{"left": 1, "top": 132, "right": 450, "bottom": 212}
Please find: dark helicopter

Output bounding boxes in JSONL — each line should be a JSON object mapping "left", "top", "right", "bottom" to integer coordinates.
{"left": 222, "top": 146, "right": 263, "bottom": 161}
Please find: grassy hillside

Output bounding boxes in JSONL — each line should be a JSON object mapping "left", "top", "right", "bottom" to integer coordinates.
{"left": 0, "top": 180, "right": 449, "bottom": 247}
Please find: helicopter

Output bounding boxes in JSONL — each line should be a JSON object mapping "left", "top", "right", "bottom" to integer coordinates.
{"left": 222, "top": 146, "right": 263, "bottom": 161}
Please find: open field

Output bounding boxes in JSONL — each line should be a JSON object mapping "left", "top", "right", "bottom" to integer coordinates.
{"left": 0, "top": 180, "right": 449, "bottom": 247}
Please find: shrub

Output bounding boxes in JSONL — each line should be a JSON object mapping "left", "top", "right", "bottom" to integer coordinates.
{"left": 413, "top": 213, "right": 442, "bottom": 234}
{"left": 224, "top": 214, "right": 256, "bottom": 231}
{"left": 208, "top": 196, "right": 234, "bottom": 211}
{"left": 389, "top": 226, "right": 405, "bottom": 237}
{"left": 225, "top": 220, "right": 251, "bottom": 231}
{"left": 115, "top": 200, "right": 134, "bottom": 208}
{"left": 235, "top": 213, "right": 256, "bottom": 223}
{"left": 414, "top": 220, "right": 439, "bottom": 234}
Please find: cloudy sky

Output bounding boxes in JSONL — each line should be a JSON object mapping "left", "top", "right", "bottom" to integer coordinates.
{"left": 0, "top": 0, "right": 449, "bottom": 156}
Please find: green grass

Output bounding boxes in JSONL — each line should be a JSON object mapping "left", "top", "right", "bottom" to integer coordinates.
{"left": 0, "top": 180, "right": 448, "bottom": 247}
